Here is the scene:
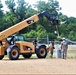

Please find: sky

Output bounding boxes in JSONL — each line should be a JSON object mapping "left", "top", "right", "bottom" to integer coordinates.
{"left": 1, "top": 0, "right": 76, "bottom": 18}
{"left": 58, "top": 0, "right": 76, "bottom": 17}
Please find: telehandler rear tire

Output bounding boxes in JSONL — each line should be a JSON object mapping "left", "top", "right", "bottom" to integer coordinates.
{"left": 0, "top": 55, "right": 4, "bottom": 60}
{"left": 22, "top": 54, "right": 32, "bottom": 58}
{"left": 36, "top": 46, "right": 47, "bottom": 58}
{"left": 7, "top": 47, "right": 20, "bottom": 60}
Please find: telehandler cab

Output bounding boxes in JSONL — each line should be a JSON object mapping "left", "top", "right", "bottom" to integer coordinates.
{"left": 0, "top": 11, "right": 59, "bottom": 60}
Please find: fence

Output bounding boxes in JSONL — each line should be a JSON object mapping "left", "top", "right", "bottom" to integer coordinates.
{"left": 25, "top": 37, "right": 76, "bottom": 44}
{"left": 25, "top": 37, "right": 76, "bottom": 58}
{"left": 25, "top": 38, "right": 48, "bottom": 44}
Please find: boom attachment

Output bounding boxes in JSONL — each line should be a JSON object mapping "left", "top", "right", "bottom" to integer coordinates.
{"left": 38, "top": 11, "right": 59, "bottom": 25}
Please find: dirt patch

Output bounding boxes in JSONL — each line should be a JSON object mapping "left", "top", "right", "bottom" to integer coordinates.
{"left": 0, "top": 58, "right": 76, "bottom": 74}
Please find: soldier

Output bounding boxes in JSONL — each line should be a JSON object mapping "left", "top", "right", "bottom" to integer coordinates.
{"left": 50, "top": 41, "right": 55, "bottom": 58}
{"left": 61, "top": 38, "right": 68, "bottom": 59}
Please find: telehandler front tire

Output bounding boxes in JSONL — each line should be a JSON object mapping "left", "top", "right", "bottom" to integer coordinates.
{"left": 7, "top": 47, "right": 20, "bottom": 60}
{"left": 0, "top": 55, "right": 4, "bottom": 60}
{"left": 36, "top": 46, "right": 47, "bottom": 58}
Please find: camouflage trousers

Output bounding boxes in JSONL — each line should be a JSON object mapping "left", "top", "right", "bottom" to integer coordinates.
{"left": 62, "top": 49, "right": 67, "bottom": 59}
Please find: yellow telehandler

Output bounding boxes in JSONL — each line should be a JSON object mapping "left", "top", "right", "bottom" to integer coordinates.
{"left": 0, "top": 11, "right": 59, "bottom": 60}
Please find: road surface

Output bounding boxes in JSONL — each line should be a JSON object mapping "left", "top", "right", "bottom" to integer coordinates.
{"left": 0, "top": 58, "right": 76, "bottom": 74}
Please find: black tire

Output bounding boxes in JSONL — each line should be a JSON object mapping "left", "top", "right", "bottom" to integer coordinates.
{"left": 7, "top": 47, "right": 20, "bottom": 60}
{"left": 36, "top": 46, "right": 47, "bottom": 58}
{"left": 0, "top": 55, "right": 4, "bottom": 60}
{"left": 22, "top": 53, "right": 32, "bottom": 58}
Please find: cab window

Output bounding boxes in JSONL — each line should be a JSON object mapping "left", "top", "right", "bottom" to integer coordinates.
{"left": 14, "top": 35, "right": 25, "bottom": 41}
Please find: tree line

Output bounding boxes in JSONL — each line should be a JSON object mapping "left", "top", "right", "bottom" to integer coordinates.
{"left": 0, "top": 0, "right": 76, "bottom": 41}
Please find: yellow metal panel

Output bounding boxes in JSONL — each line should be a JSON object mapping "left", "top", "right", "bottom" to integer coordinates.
{"left": 47, "top": 43, "right": 53, "bottom": 52}
{"left": 0, "top": 14, "right": 39, "bottom": 41}
{"left": 15, "top": 42, "right": 35, "bottom": 53}
{"left": 0, "top": 46, "right": 5, "bottom": 55}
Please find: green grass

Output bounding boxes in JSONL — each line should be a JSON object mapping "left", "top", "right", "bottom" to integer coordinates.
{"left": 4, "top": 55, "right": 8, "bottom": 58}
{"left": 67, "top": 50, "right": 76, "bottom": 59}
{"left": 3, "top": 50, "right": 76, "bottom": 59}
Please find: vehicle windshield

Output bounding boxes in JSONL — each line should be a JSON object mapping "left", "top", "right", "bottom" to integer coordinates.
{"left": 7, "top": 35, "right": 25, "bottom": 42}
{"left": 14, "top": 35, "right": 25, "bottom": 41}
{"left": 6, "top": 36, "right": 12, "bottom": 41}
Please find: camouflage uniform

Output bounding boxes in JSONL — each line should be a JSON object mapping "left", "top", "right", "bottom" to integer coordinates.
{"left": 50, "top": 41, "right": 54, "bottom": 58}
{"left": 61, "top": 39, "right": 68, "bottom": 59}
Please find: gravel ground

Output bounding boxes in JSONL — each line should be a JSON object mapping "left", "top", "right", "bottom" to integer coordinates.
{"left": 0, "top": 58, "right": 76, "bottom": 74}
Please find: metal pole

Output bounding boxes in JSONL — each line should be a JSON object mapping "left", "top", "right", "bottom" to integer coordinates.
{"left": 47, "top": 34, "right": 49, "bottom": 46}
{"left": 56, "top": 25, "right": 60, "bottom": 38}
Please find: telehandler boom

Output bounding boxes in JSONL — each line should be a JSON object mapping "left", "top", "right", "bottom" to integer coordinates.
{"left": 0, "top": 11, "right": 59, "bottom": 60}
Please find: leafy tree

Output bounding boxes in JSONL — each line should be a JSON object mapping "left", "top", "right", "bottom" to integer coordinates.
{"left": 5, "top": 0, "right": 26, "bottom": 22}
{"left": 1, "top": 0, "right": 76, "bottom": 41}
{"left": 23, "top": 0, "right": 60, "bottom": 40}
{"left": 5, "top": 0, "right": 18, "bottom": 26}
{"left": 24, "top": 30, "right": 37, "bottom": 38}
{"left": 59, "top": 12, "right": 68, "bottom": 22}
{"left": 23, "top": 24, "right": 47, "bottom": 38}
{"left": 16, "top": 0, "right": 27, "bottom": 21}
{"left": 0, "top": 0, "right": 5, "bottom": 31}
{"left": 5, "top": 0, "right": 37, "bottom": 33}
{"left": 33, "top": 0, "right": 60, "bottom": 40}
{"left": 59, "top": 16, "right": 76, "bottom": 41}
{"left": 0, "top": 0, "right": 3, "bottom": 18}
{"left": 65, "top": 17, "right": 76, "bottom": 24}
